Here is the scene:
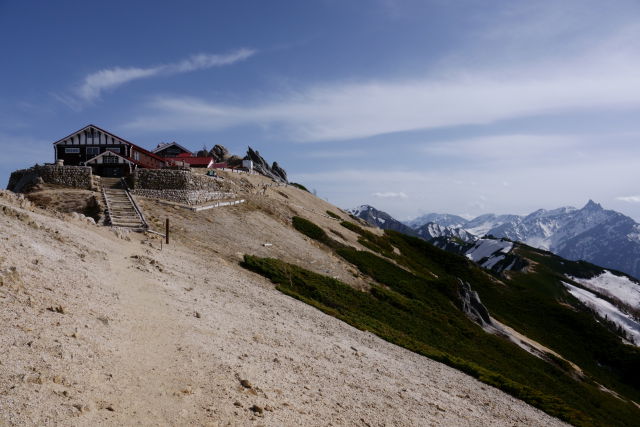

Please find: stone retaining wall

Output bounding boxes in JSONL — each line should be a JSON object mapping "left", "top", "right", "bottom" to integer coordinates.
{"left": 131, "top": 189, "right": 236, "bottom": 205}
{"left": 8, "top": 165, "right": 93, "bottom": 192}
{"left": 131, "top": 169, "right": 234, "bottom": 205}
{"left": 132, "top": 169, "right": 221, "bottom": 191}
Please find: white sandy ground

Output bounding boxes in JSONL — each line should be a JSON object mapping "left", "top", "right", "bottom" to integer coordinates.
{"left": 0, "top": 189, "right": 567, "bottom": 426}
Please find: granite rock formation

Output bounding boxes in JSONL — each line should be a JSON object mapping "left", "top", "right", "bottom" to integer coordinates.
{"left": 244, "top": 147, "right": 288, "bottom": 183}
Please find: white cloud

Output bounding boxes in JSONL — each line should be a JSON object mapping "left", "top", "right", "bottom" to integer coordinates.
{"left": 122, "top": 6, "right": 640, "bottom": 142}
{"left": 373, "top": 192, "right": 408, "bottom": 199}
{"left": 124, "top": 49, "right": 640, "bottom": 141}
{"left": 419, "top": 134, "right": 584, "bottom": 162}
{"left": 298, "top": 149, "right": 367, "bottom": 159}
{"left": 78, "top": 67, "right": 159, "bottom": 101}
{"left": 616, "top": 196, "right": 640, "bottom": 203}
{"left": 73, "top": 49, "right": 255, "bottom": 103}
{"left": 290, "top": 146, "right": 640, "bottom": 221}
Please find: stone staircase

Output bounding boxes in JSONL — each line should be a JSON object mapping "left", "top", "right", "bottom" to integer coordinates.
{"left": 101, "top": 178, "right": 148, "bottom": 230}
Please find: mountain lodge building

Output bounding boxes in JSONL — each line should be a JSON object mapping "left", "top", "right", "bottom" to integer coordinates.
{"left": 53, "top": 125, "right": 166, "bottom": 177}
{"left": 152, "top": 142, "right": 193, "bottom": 157}
{"left": 153, "top": 142, "right": 216, "bottom": 168}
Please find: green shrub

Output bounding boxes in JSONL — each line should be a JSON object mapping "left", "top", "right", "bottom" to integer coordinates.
{"left": 292, "top": 216, "right": 326, "bottom": 241}
{"left": 326, "top": 210, "right": 341, "bottom": 219}
{"left": 292, "top": 216, "right": 344, "bottom": 249}
{"left": 291, "top": 182, "right": 310, "bottom": 192}
{"left": 252, "top": 215, "right": 640, "bottom": 426}
{"left": 240, "top": 255, "right": 634, "bottom": 426}
{"left": 340, "top": 221, "right": 394, "bottom": 254}
{"left": 340, "top": 220, "right": 365, "bottom": 235}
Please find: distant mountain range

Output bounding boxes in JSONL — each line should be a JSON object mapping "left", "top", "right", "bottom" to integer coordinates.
{"left": 349, "top": 201, "right": 640, "bottom": 280}
{"left": 348, "top": 205, "right": 416, "bottom": 236}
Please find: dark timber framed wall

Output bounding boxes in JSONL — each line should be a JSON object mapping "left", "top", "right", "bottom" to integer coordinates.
{"left": 54, "top": 126, "right": 130, "bottom": 166}
{"left": 52, "top": 124, "right": 167, "bottom": 176}
{"left": 84, "top": 151, "right": 135, "bottom": 178}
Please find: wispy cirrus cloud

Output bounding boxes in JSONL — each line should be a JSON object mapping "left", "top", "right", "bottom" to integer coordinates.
{"left": 373, "top": 192, "right": 408, "bottom": 199}
{"left": 123, "top": 46, "right": 640, "bottom": 141}
{"left": 57, "top": 49, "right": 255, "bottom": 108}
{"left": 616, "top": 196, "right": 640, "bottom": 203}
{"left": 122, "top": 3, "right": 640, "bottom": 142}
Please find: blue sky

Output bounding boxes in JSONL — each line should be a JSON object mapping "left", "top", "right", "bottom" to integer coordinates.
{"left": 2, "top": 0, "right": 640, "bottom": 220}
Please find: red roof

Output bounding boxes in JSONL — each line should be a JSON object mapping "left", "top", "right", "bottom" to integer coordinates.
{"left": 165, "top": 156, "right": 214, "bottom": 166}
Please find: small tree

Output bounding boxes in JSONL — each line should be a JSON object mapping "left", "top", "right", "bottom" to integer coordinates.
{"left": 196, "top": 145, "right": 209, "bottom": 157}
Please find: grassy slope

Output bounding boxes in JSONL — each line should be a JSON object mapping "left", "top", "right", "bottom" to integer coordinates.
{"left": 242, "top": 217, "right": 640, "bottom": 426}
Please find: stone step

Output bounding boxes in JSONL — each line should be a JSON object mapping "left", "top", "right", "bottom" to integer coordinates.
{"left": 111, "top": 212, "right": 141, "bottom": 219}
{"left": 111, "top": 218, "right": 143, "bottom": 224}
{"left": 110, "top": 210, "right": 138, "bottom": 215}
{"left": 111, "top": 223, "right": 145, "bottom": 228}
{"left": 110, "top": 215, "right": 142, "bottom": 221}
{"left": 103, "top": 183, "right": 147, "bottom": 230}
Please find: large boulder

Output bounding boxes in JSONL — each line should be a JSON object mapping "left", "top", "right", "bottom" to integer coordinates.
{"left": 210, "top": 144, "right": 230, "bottom": 162}
{"left": 226, "top": 155, "right": 243, "bottom": 168}
{"left": 244, "top": 147, "right": 288, "bottom": 183}
{"left": 271, "top": 162, "right": 287, "bottom": 182}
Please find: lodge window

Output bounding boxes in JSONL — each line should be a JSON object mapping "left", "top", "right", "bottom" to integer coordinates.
{"left": 107, "top": 147, "right": 121, "bottom": 153}
{"left": 133, "top": 151, "right": 140, "bottom": 160}
{"left": 103, "top": 156, "right": 118, "bottom": 164}
{"left": 65, "top": 147, "right": 80, "bottom": 154}
{"left": 86, "top": 147, "right": 100, "bottom": 155}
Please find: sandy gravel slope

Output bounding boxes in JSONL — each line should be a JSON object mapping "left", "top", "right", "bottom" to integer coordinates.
{"left": 0, "top": 191, "right": 566, "bottom": 426}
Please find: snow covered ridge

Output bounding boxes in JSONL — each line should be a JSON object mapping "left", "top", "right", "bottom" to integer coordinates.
{"left": 347, "top": 205, "right": 373, "bottom": 217}
{"left": 465, "top": 239, "right": 517, "bottom": 271}
{"left": 563, "top": 282, "right": 640, "bottom": 346}
{"left": 405, "top": 201, "right": 640, "bottom": 281}
{"left": 568, "top": 271, "right": 640, "bottom": 310}
{"left": 416, "top": 222, "right": 475, "bottom": 243}
{"left": 404, "top": 213, "right": 468, "bottom": 229}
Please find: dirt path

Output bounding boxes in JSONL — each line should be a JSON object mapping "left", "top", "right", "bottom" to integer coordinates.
{"left": 99, "top": 250, "right": 188, "bottom": 423}
{"left": 0, "top": 191, "right": 568, "bottom": 426}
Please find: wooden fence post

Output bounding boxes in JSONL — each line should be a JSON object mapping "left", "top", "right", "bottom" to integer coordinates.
{"left": 165, "top": 218, "right": 170, "bottom": 245}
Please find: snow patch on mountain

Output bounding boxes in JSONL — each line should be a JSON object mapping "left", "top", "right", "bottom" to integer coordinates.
{"left": 464, "top": 214, "right": 521, "bottom": 237}
{"left": 563, "top": 282, "right": 640, "bottom": 346}
{"left": 348, "top": 205, "right": 416, "bottom": 236}
{"left": 568, "top": 271, "right": 640, "bottom": 310}
{"left": 405, "top": 213, "right": 468, "bottom": 229}
{"left": 466, "top": 239, "right": 513, "bottom": 262}
{"left": 416, "top": 222, "right": 475, "bottom": 243}
{"left": 348, "top": 205, "right": 371, "bottom": 217}
{"left": 465, "top": 239, "right": 515, "bottom": 270}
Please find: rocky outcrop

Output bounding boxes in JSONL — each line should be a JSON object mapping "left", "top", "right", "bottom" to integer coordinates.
{"left": 271, "top": 162, "right": 287, "bottom": 182}
{"left": 244, "top": 147, "right": 288, "bottom": 183}
{"left": 458, "top": 280, "right": 492, "bottom": 328}
{"left": 210, "top": 144, "right": 230, "bottom": 162}
{"left": 226, "top": 155, "right": 243, "bottom": 168}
